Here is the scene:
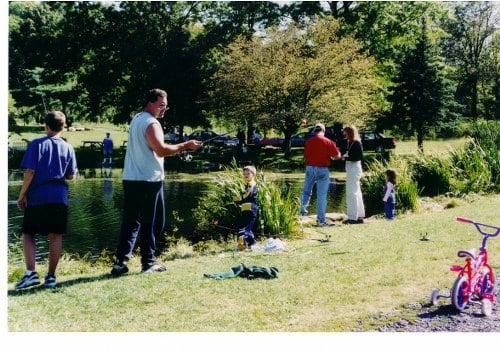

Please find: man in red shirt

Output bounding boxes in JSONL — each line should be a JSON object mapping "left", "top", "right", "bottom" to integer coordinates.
{"left": 300, "top": 123, "right": 340, "bottom": 226}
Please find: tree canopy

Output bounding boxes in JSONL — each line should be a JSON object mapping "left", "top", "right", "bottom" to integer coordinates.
{"left": 8, "top": 1, "right": 500, "bottom": 151}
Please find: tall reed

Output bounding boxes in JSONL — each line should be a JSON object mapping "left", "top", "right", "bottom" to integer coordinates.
{"left": 193, "top": 163, "right": 300, "bottom": 241}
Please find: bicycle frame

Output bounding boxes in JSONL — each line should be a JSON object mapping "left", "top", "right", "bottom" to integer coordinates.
{"left": 450, "top": 250, "right": 493, "bottom": 302}
{"left": 451, "top": 217, "right": 500, "bottom": 303}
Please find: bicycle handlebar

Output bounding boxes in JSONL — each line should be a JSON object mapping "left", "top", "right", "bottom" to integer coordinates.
{"left": 456, "top": 217, "right": 500, "bottom": 238}
{"left": 456, "top": 216, "right": 473, "bottom": 223}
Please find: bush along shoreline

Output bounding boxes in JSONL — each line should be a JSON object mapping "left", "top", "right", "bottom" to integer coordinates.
{"left": 361, "top": 120, "right": 500, "bottom": 217}
{"left": 193, "top": 162, "right": 302, "bottom": 242}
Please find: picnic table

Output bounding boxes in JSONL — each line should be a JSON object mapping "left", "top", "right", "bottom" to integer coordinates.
{"left": 82, "top": 141, "right": 103, "bottom": 150}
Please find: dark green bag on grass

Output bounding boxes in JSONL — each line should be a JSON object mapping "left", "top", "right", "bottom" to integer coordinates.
{"left": 204, "top": 264, "right": 279, "bottom": 280}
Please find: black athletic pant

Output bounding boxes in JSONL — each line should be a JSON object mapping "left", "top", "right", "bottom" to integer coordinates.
{"left": 116, "top": 180, "right": 165, "bottom": 268}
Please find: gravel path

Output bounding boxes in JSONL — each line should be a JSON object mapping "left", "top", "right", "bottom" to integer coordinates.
{"left": 378, "top": 279, "right": 500, "bottom": 332}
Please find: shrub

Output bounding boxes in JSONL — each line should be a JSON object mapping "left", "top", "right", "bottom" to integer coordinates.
{"left": 193, "top": 163, "right": 300, "bottom": 240}
{"left": 435, "top": 118, "right": 470, "bottom": 138}
{"left": 450, "top": 139, "right": 492, "bottom": 194}
{"left": 410, "top": 155, "right": 453, "bottom": 197}
{"left": 469, "top": 120, "right": 500, "bottom": 191}
{"left": 362, "top": 157, "right": 419, "bottom": 216}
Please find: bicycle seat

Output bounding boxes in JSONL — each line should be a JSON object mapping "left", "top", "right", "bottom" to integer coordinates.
{"left": 457, "top": 249, "right": 477, "bottom": 259}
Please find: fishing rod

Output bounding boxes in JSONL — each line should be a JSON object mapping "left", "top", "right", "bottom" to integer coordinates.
{"left": 178, "top": 133, "right": 231, "bottom": 162}
{"left": 212, "top": 220, "right": 239, "bottom": 232}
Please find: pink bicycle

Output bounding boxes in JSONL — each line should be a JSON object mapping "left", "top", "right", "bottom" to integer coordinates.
{"left": 431, "top": 217, "right": 499, "bottom": 316}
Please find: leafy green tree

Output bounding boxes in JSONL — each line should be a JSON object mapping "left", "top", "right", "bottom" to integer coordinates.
{"left": 444, "top": 2, "right": 499, "bottom": 120}
{"left": 388, "top": 20, "right": 459, "bottom": 151}
{"left": 479, "top": 31, "right": 500, "bottom": 120}
{"left": 211, "top": 18, "right": 380, "bottom": 158}
{"left": 281, "top": 1, "right": 451, "bottom": 131}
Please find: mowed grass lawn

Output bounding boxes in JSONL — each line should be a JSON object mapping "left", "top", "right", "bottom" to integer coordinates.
{"left": 394, "top": 138, "right": 468, "bottom": 156}
{"left": 8, "top": 194, "right": 500, "bottom": 331}
{"left": 9, "top": 122, "right": 129, "bottom": 149}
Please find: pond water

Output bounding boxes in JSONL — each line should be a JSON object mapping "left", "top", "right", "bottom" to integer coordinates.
{"left": 7, "top": 170, "right": 346, "bottom": 263}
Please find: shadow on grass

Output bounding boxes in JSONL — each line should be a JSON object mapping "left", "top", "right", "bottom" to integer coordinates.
{"left": 7, "top": 272, "right": 135, "bottom": 297}
{"left": 419, "top": 304, "right": 460, "bottom": 319}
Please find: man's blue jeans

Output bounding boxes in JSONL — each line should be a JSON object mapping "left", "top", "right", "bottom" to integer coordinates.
{"left": 300, "top": 166, "right": 330, "bottom": 224}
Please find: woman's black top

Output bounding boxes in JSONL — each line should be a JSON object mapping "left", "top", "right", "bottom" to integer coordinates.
{"left": 347, "top": 140, "right": 363, "bottom": 162}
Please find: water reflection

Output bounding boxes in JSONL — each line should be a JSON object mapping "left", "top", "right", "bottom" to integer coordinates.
{"left": 8, "top": 174, "right": 346, "bottom": 263}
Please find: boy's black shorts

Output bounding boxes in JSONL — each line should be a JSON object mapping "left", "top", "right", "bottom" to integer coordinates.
{"left": 22, "top": 204, "right": 68, "bottom": 235}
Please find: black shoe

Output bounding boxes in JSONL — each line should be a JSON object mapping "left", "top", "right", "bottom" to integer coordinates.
{"left": 110, "top": 262, "right": 129, "bottom": 277}
{"left": 141, "top": 263, "right": 167, "bottom": 274}
{"left": 357, "top": 218, "right": 364, "bottom": 224}
{"left": 15, "top": 271, "right": 40, "bottom": 290}
{"left": 344, "top": 219, "right": 359, "bottom": 224}
{"left": 44, "top": 273, "right": 57, "bottom": 289}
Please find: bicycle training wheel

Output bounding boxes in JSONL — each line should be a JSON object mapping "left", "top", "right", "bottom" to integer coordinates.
{"left": 451, "top": 276, "right": 469, "bottom": 311}
{"left": 481, "top": 299, "right": 493, "bottom": 317}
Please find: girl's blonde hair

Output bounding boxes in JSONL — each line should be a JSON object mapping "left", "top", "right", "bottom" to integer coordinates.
{"left": 343, "top": 125, "right": 361, "bottom": 142}
{"left": 243, "top": 165, "right": 257, "bottom": 176}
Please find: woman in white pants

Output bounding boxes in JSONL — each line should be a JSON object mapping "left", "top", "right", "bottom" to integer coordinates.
{"left": 342, "top": 126, "right": 365, "bottom": 224}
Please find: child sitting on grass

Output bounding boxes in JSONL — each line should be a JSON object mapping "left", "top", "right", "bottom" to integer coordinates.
{"left": 234, "top": 165, "right": 259, "bottom": 250}
{"left": 15, "top": 111, "right": 78, "bottom": 290}
{"left": 383, "top": 169, "right": 397, "bottom": 220}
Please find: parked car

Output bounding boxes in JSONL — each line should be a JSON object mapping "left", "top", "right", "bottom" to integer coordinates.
{"left": 249, "top": 132, "right": 262, "bottom": 144}
{"left": 258, "top": 137, "right": 284, "bottom": 147}
{"left": 164, "top": 133, "right": 180, "bottom": 144}
{"left": 290, "top": 131, "right": 312, "bottom": 147}
{"left": 359, "top": 132, "right": 396, "bottom": 152}
{"left": 188, "top": 130, "right": 239, "bottom": 148}
{"left": 318, "top": 125, "right": 395, "bottom": 153}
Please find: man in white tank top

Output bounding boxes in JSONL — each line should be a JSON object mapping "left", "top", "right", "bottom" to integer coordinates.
{"left": 111, "top": 89, "right": 202, "bottom": 276}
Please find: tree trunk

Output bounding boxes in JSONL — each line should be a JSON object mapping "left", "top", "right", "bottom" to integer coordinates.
{"left": 417, "top": 128, "right": 424, "bottom": 153}
{"left": 246, "top": 122, "right": 253, "bottom": 144}
{"left": 495, "top": 73, "right": 499, "bottom": 120}
{"left": 471, "top": 73, "right": 479, "bottom": 120}
{"left": 283, "top": 131, "right": 292, "bottom": 159}
{"left": 327, "top": 1, "right": 339, "bottom": 17}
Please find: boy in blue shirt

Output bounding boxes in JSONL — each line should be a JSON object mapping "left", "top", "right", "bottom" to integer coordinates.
{"left": 15, "top": 111, "right": 78, "bottom": 290}
{"left": 102, "top": 132, "right": 113, "bottom": 177}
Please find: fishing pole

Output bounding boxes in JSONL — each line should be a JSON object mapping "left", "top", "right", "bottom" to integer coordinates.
{"left": 212, "top": 220, "right": 239, "bottom": 232}
{"left": 178, "top": 133, "right": 231, "bottom": 162}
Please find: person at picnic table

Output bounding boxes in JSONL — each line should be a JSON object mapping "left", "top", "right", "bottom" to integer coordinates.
{"left": 102, "top": 133, "right": 113, "bottom": 162}
{"left": 15, "top": 111, "right": 78, "bottom": 290}
{"left": 102, "top": 132, "right": 114, "bottom": 177}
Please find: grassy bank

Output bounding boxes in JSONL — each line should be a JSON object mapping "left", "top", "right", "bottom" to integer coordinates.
{"left": 8, "top": 194, "right": 500, "bottom": 331}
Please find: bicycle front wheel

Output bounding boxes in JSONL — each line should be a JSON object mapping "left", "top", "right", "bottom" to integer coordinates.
{"left": 451, "top": 276, "right": 469, "bottom": 311}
